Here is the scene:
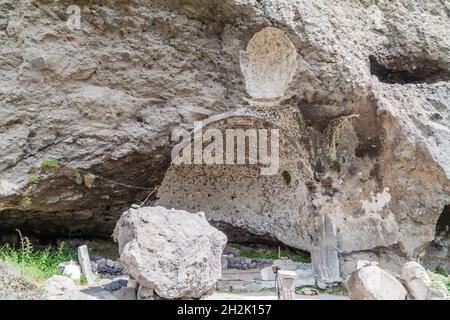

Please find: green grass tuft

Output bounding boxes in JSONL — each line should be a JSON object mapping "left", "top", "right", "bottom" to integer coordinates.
{"left": 28, "top": 166, "right": 37, "bottom": 174}
{"left": 21, "top": 196, "right": 32, "bottom": 207}
{"left": 71, "top": 167, "right": 81, "bottom": 179}
{"left": 281, "top": 170, "right": 292, "bottom": 185}
{"left": 330, "top": 160, "right": 342, "bottom": 173}
{"left": 435, "top": 265, "right": 448, "bottom": 277}
{"left": 0, "top": 231, "right": 77, "bottom": 282}
{"left": 75, "top": 276, "right": 88, "bottom": 286}
{"left": 427, "top": 270, "right": 450, "bottom": 292}
{"left": 28, "top": 175, "right": 39, "bottom": 184}
{"left": 40, "top": 159, "right": 61, "bottom": 171}
{"left": 228, "top": 243, "right": 242, "bottom": 250}
{"left": 228, "top": 243, "right": 310, "bottom": 263}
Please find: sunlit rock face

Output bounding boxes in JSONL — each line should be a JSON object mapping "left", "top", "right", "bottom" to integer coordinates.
{"left": 156, "top": 3, "right": 450, "bottom": 278}
{"left": 157, "top": 28, "right": 310, "bottom": 238}
{"left": 1, "top": 0, "right": 449, "bottom": 277}
{"left": 157, "top": 106, "right": 315, "bottom": 250}
{"left": 156, "top": 27, "right": 341, "bottom": 283}
{"left": 240, "top": 26, "right": 297, "bottom": 101}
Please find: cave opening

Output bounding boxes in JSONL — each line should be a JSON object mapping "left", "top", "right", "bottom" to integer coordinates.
{"left": 435, "top": 205, "right": 450, "bottom": 239}
{"left": 211, "top": 221, "right": 311, "bottom": 262}
{"left": 423, "top": 205, "right": 450, "bottom": 274}
{"left": 0, "top": 221, "right": 312, "bottom": 266}
{"left": 369, "top": 55, "right": 450, "bottom": 84}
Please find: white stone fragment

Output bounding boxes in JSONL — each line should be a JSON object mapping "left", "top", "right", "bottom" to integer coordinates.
{"left": 347, "top": 265, "right": 407, "bottom": 300}
{"left": 59, "top": 261, "right": 81, "bottom": 282}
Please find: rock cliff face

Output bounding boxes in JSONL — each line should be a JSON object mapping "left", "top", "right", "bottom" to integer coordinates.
{"left": 1, "top": 1, "right": 449, "bottom": 274}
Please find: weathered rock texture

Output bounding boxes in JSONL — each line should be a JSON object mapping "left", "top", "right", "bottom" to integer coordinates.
{"left": 0, "top": 261, "right": 37, "bottom": 300}
{"left": 0, "top": 0, "right": 449, "bottom": 276}
{"left": 158, "top": 1, "right": 450, "bottom": 277}
{"left": 156, "top": 26, "right": 343, "bottom": 282}
{"left": 347, "top": 264, "right": 407, "bottom": 300}
{"left": 400, "top": 261, "right": 448, "bottom": 300}
{"left": 113, "top": 206, "right": 227, "bottom": 299}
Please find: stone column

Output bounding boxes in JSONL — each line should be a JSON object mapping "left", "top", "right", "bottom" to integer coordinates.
{"left": 311, "top": 214, "right": 341, "bottom": 287}
{"left": 277, "top": 270, "right": 297, "bottom": 300}
{"left": 78, "top": 245, "right": 95, "bottom": 285}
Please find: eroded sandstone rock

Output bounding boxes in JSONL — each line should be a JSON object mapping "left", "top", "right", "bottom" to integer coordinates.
{"left": 401, "top": 261, "right": 448, "bottom": 300}
{"left": 0, "top": 0, "right": 449, "bottom": 280}
{"left": 347, "top": 264, "right": 407, "bottom": 300}
{"left": 155, "top": 2, "right": 450, "bottom": 278}
{"left": 113, "top": 206, "right": 227, "bottom": 299}
{"left": 0, "top": 261, "right": 37, "bottom": 300}
{"left": 39, "top": 275, "right": 77, "bottom": 300}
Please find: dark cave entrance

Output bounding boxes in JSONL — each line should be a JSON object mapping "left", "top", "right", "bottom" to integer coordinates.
{"left": 212, "top": 221, "right": 311, "bottom": 262}
{"left": 369, "top": 55, "right": 450, "bottom": 84}
{"left": 423, "top": 205, "right": 450, "bottom": 274}
{"left": 435, "top": 205, "right": 450, "bottom": 239}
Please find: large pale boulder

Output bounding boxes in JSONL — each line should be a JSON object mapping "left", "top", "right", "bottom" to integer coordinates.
{"left": 39, "top": 275, "right": 77, "bottom": 300}
{"left": 401, "top": 261, "right": 448, "bottom": 300}
{"left": 113, "top": 206, "right": 227, "bottom": 299}
{"left": 347, "top": 265, "right": 407, "bottom": 300}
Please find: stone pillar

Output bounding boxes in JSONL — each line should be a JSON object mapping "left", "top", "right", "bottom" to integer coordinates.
{"left": 78, "top": 245, "right": 95, "bottom": 285}
{"left": 278, "top": 270, "right": 297, "bottom": 300}
{"left": 311, "top": 214, "right": 341, "bottom": 287}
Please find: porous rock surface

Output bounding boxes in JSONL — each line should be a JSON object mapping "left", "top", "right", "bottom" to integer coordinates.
{"left": 0, "top": 0, "right": 449, "bottom": 276}
{"left": 113, "top": 206, "right": 227, "bottom": 299}
{"left": 0, "top": 261, "right": 38, "bottom": 300}
{"left": 346, "top": 264, "right": 407, "bottom": 300}
{"left": 400, "top": 261, "right": 448, "bottom": 300}
{"left": 156, "top": 1, "right": 450, "bottom": 277}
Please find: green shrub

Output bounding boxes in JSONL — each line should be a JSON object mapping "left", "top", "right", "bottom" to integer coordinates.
{"left": 227, "top": 243, "right": 310, "bottom": 263}
{"left": 0, "top": 231, "right": 77, "bottom": 282}
{"left": 281, "top": 170, "right": 292, "bottom": 185}
{"left": 228, "top": 243, "right": 242, "bottom": 250}
{"left": 21, "top": 196, "right": 32, "bottom": 207}
{"left": 427, "top": 270, "right": 450, "bottom": 292}
{"left": 40, "top": 159, "right": 61, "bottom": 170}
{"left": 330, "top": 160, "right": 342, "bottom": 173}
{"left": 28, "top": 166, "right": 37, "bottom": 174}
{"left": 71, "top": 167, "right": 81, "bottom": 179}
{"left": 435, "top": 265, "right": 449, "bottom": 277}
{"left": 28, "top": 175, "right": 38, "bottom": 184}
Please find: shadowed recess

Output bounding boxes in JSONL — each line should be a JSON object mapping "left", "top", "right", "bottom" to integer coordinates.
{"left": 369, "top": 55, "right": 450, "bottom": 84}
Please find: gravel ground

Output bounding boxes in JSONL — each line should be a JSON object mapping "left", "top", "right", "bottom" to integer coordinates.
{"left": 206, "top": 292, "right": 349, "bottom": 300}
{"left": 0, "top": 261, "right": 39, "bottom": 300}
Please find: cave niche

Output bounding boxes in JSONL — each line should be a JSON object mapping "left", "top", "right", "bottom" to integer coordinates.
{"left": 369, "top": 55, "right": 450, "bottom": 84}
